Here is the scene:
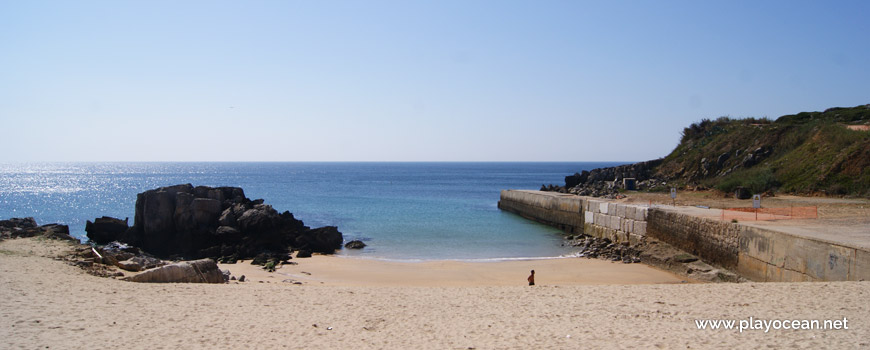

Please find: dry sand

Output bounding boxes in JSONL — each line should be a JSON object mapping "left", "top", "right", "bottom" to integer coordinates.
{"left": 2, "top": 237, "right": 868, "bottom": 349}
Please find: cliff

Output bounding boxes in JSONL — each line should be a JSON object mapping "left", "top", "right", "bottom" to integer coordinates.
{"left": 560, "top": 104, "right": 870, "bottom": 197}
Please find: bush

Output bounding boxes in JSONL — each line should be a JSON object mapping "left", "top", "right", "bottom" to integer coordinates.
{"left": 715, "top": 167, "right": 780, "bottom": 194}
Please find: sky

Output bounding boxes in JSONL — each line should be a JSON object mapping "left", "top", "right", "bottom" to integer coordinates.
{"left": 1, "top": 1, "right": 868, "bottom": 162}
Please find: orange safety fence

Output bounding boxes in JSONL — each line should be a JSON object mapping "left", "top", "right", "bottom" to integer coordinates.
{"left": 720, "top": 206, "right": 818, "bottom": 221}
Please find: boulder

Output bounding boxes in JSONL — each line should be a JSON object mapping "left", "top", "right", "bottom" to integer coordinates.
{"left": 124, "top": 259, "right": 225, "bottom": 283}
{"left": 113, "top": 184, "right": 341, "bottom": 260}
{"left": 218, "top": 208, "right": 237, "bottom": 226}
{"left": 344, "top": 240, "right": 366, "bottom": 249}
{"left": 297, "top": 226, "right": 343, "bottom": 253}
{"left": 215, "top": 225, "right": 241, "bottom": 238}
{"left": 237, "top": 205, "right": 279, "bottom": 232}
{"left": 85, "top": 216, "right": 129, "bottom": 244}
{"left": 139, "top": 185, "right": 191, "bottom": 236}
{"left": 716, "top": 152, "right": 730, "bottom": 167}
{"left": 39, "top": 224, "right": 77, "bottom": 241}
{"left": 116, "top": 259, "right": 144, "bottom": 272}
{"left": 130, "top": 255, "right": 165, "bottom": 270}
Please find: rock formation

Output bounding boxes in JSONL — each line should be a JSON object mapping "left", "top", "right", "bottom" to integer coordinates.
{"left": 87, "top": 184, "right": 344, "bottom": 262}
{"left": 124, "top": 259, "right": 225, "bottom": 283}
{"left": 344, "top": 240, "right": 366, "bottom": 249}
{"left": 85, "top": 216, "right": 129, "bottom": 244}
{"left": 0, "top": 217, "right": 77, "bottom": 242}
{"left": 542, "top": 159, "right": 667, "bottom": 198}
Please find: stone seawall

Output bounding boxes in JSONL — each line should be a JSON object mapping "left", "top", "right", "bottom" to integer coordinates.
{"left": 498, "top": 190, "right": 869, "bottom": 282}
{"left": 582, "top": 198, "right": 648, "bottom": 246}
{"left": 646, "top": 210, "right": 739, "bottom": 270}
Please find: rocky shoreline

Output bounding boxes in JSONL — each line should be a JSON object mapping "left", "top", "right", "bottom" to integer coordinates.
{"left": 560, "top": 233, "right": 741, "bottom": 282}
{"left": 86, "top": 184, "right": 344, "bottom": 262}
{"left": 1, "top": 184, "right": 353, "bottom": 283}
{"left": 542, "top": 159, "right": 669, "bottom": 198}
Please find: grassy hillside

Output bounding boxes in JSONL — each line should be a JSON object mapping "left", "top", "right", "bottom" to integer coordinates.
{"left": 653, "top": 104, "right": 870, "bottom": 197}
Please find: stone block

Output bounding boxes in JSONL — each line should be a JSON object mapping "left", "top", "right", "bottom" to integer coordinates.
{"left": 626, "top": 206, "right": 636, "bottom": 221}
{"left": 635, "top": 221, "right": 646, "bottom": 236}
{"left": 586, "top": 200, "right": 597, "bottom": 213}
{"left": 599, "top": 202, "right": 608, "bottom": 214}
{"left": 616, "top": 205, "right": 626, "bottom": 218}
{"left": 585, "top": 211, "right": 594, "bottom": 224}
{"left": 608, "top": 203, "right": 617, "bottom": 215}
{"left": 629, "top": 233, "right": 644, "bottom": 246}
{"left": 636, "top": 208, "right": 648, "bottom": 221}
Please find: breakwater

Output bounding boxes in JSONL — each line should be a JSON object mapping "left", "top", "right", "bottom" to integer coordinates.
{"left": 498, "top": 190, "right": 869, "bottom": 282}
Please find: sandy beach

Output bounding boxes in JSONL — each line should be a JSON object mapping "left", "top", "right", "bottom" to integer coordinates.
{"left": 2, "top": 237, "right": 868, "bottom": 349}
{"left": 219, "top": 254, "right": 689, "bottom": 287}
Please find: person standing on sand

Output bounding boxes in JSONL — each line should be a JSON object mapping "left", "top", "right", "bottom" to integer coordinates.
{"left": 528, "top": 270, "right": 535, "bottom": 286}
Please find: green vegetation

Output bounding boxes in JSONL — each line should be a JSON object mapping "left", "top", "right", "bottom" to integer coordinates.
{"left": 714, "top": 166, "right": 779, "bottom": 194}
{"left": 654, "top": 104, "right": 870, "bottom": 197}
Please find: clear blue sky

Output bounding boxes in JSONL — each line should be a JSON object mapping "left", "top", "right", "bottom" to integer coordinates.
{"left": 1, "top": 1, "right": 867, "bottom": 162}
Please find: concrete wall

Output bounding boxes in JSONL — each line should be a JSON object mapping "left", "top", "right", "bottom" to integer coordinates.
{"left": 498, "top": 190, "right": 870, "bottom": 282}
{"left": 497, "top": 190, "right": 584, "bottom": 234}
{"left": 737, "top": 225, "right": 870, "bottom": 282}
{"left": 646, "top": 209, "right": 739, "bottom": 270}
{"left": 496, "top": 190, "right": 647, "bottom": 243}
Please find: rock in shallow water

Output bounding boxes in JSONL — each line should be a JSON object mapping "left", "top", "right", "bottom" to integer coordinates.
{"left": 344, "top": 240, "right": 367, "bottom": 249}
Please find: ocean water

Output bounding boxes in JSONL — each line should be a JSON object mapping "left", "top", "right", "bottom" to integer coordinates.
{"left": 0, "top": 162, "right": 624, "bottom": 260}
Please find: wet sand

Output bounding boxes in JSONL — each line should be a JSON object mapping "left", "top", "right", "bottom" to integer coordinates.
{"left": 219, "top": 254, "right": 689, "bottom": 287}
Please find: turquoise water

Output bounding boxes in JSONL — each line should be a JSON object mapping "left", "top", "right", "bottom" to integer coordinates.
{"left": 0, "top": 162, "right": 623, "bottom": 260}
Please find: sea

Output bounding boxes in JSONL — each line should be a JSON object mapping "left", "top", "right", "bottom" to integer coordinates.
{"left": 0, "top": 162, "right": 625, "bottom": 260}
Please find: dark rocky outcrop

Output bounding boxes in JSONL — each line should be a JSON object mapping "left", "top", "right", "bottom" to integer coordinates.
{"left": 296, "top": 226, "right": 343, "bottom": 253}
{"left": 85, "top": 216, "right": 129, "bottom": 244}
{"left": 0, "top": 217, "right": 76, "bottom": 242}
{"left": 91, "top": 184, "right": 343, "bottom": 263}
{"left": 344, "top": 240, "right": 366, "bottom": 249}
{"left": 548, "top": 159, "right": 665, "bottom": 198}
{"left": 124, "top": 259, "right": 225, "bottom": 283}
